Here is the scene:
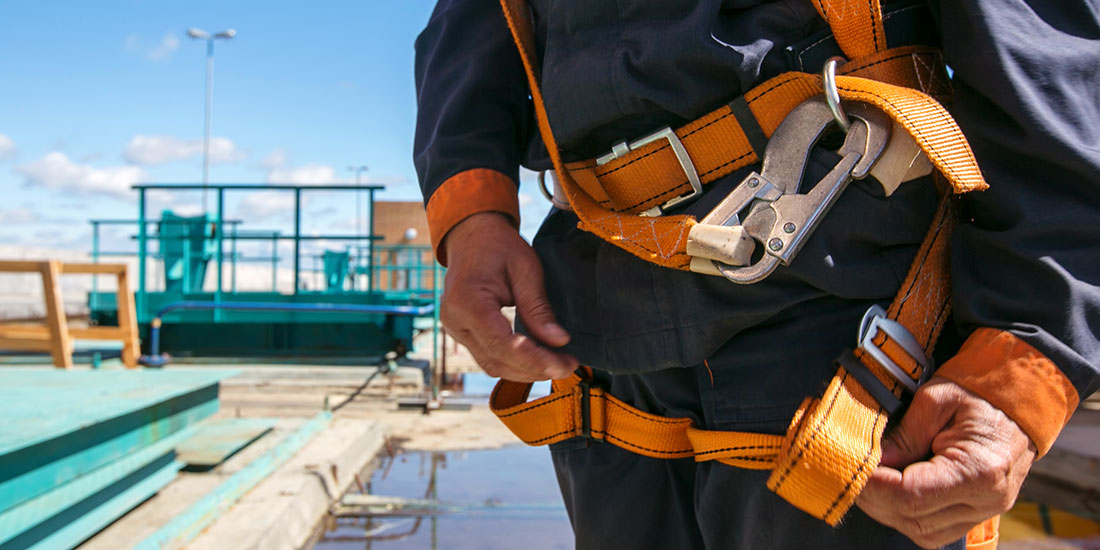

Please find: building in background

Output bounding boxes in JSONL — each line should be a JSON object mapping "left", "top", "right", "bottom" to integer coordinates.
{"left": 370, "top": 201, "right": 434, "bottom": 292}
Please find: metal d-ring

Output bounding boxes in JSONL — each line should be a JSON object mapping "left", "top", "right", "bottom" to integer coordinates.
{"left": 537, "top": 170, "right": 554, "bottom": 202}
{"left": 822, "top": 57, "right": 850, "bottom": 132}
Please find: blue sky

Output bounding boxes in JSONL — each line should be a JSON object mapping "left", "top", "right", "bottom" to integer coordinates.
{"left": 0, "top": 1, "right": 548, "bottom": 255}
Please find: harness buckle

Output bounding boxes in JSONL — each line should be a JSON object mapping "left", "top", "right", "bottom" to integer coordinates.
{"left": 690, "top": 96, "right": 891, "bottom": 283}
{"left": 596, "top": 127, "right": 703, "bottom": 216}
{"left": 857, "top": 304, "right": 932, "bottom": 394}
{"left": 576, "top": 379, "right": 604, "bottom": 443}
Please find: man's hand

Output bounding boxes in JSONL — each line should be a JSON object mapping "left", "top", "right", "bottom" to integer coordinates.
{"left": 857, "top": 378, "right": 1036, "bottom": 549}
{"left": 440, "top": 212, "right": 577, "bottom": 382}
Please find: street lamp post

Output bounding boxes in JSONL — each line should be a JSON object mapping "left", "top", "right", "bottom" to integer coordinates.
{"left": 187, "top": 27, "right": 236, "bottom": 213}
{"left": 347, "top": 165, "right": 368, "bottom": 290}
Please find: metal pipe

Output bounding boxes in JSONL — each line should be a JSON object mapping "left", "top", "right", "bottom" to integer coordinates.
{"left": 148, "top": 300, "right": 435, "bottom": 356}
{"left": 202, "top": 38, "right": 214, "bottom": 210}
{"left": 231, "top": 222, "right": 238, "bottom": 292}
{"left": 91, "top": 221, "right": 100, "bottom": 311}
{"left": 367, "top": 188, "right": 376, "bottom": 294}
{"left": 137, "top": 189, "right": 147, "bottom": 319}
{"left": 215, "top": 187, "right": 225, "bottom": 321}
{"left": 293, "top": 188, "right": 301, "bottom": 294}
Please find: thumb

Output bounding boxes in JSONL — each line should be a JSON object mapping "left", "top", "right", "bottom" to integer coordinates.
{"left": 508, "top": 250, "right": 570, "bottom": 348}
{"left": 880, "top": 383, "right": 955, "bottom": 468}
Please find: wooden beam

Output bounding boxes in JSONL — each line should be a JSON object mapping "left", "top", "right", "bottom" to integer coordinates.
{"left": 0, "top": 324, "right": 50, "bottom": 339}
{"left": 40, "top": 260, "right": 74, "bottom": 368}
{"left": 59, "top": 263, "right": 127, "bottom": 275}
{"left": 0, "top": 260, "right": 46, "bottom": 273}
{"left": 115, "top": 269, "right": 140, "bottom": 368}
{"left": 0, "top": 335, "right": 51, "bottom": 351}
{"left": 0, "top": 260, "right": 137, "bottom": 368}
{"left": 68, "top": 327, "right": 128, "bottom": 340}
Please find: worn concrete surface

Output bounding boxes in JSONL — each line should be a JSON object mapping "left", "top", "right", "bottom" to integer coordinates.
{"left": 76, "top": 361, "right": 517, "bottom": 550}
{"left": 79, "top": 418, "right": 308, "bottom": 550}
{"left": 186, "top": 419, "right": 385, "bottom": 550}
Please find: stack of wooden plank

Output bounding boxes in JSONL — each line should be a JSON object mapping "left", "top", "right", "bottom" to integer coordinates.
{"left": 0, "top": 368, "right": 234, "bottom": 549}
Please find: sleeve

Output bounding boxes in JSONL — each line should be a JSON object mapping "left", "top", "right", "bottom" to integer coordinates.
{"left": 929, "top": 0, "right": 1100, "bottom": 455}
{"left": 413, "top": 0, "right": 533, "bottom": 264}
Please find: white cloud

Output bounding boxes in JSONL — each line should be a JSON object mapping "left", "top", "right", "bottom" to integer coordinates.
{"left": 266, "top": 163, "right": 348, "bottom": 185}
{"left": 124, "top": 135, "right": 246, "bottom": 166}
{"left": 127, "top": 32, "right": 180, "bottom": 61}
{"left": 0, "top": 134, "right": 15, "bottom": 160}
{"left": 236, "top": 190, "right": 300, "bottom": 219}
{"left": 16, "top": 152, "right": 146, "bottom": 199}
{"left": 259, "top": 149, "right": 288, "bottom": 170}
{"left": 0, "top": 208, "right": 37, "bottom": 224}
{"left": 147, "top": 33, "right": 180, "bottom": 60}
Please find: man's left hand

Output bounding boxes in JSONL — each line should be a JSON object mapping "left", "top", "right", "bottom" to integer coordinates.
{"left": 856, "top": 377, "right": 1036, "bottom": 549}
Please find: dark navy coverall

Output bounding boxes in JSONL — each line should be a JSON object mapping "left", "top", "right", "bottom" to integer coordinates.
{"left": 414, "top": 1, "right": 1100, "bottom": 548}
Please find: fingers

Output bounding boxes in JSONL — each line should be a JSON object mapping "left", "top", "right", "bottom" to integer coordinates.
{"left": 507, "top": 250, "right": 570, "bottom": 348}
{"left": 860, "top": 463, "right": 995, "bottom": 548}
{"left": 880, "top": 380, "right": 958, "bottom": 468}
{"left": 439, "top": 218, "right": 577, "bottom": 382}
{"left": 443, "top": 287, "right": 577, "bottom": 382}
{"left": 857, "top": 379, "right": 1037, "bottom": 548}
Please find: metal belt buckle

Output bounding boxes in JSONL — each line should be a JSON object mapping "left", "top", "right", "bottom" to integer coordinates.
{"left": 596, "top": 127, "right": 703, "bottom": 216}
{"left": 692, "top": 95, "right": 891, "bottom": 283}
{"left": 857, "top": 304, "right": 932, "bottom": 393}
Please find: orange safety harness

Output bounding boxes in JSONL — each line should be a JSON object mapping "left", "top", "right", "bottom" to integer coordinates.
{"left": 491, "top": 0, "right": 998, "bottom": 548}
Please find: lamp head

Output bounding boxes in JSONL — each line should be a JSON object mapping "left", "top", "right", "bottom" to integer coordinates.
{"left": 186, "top": 28, "right": 210, "bottom": 40}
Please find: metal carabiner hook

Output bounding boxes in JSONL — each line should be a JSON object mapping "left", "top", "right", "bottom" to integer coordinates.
{"left": 823, "top": 57, "right": 850, "bottom": 133}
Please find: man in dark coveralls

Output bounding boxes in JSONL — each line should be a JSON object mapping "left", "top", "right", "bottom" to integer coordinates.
{"left": 413, "top": 1, "right": 1100, "bottom": 548}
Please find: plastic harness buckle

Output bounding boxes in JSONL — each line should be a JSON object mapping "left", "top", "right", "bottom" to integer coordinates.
{"left": 576, "top": 378, "right": 604, "bottom": 443}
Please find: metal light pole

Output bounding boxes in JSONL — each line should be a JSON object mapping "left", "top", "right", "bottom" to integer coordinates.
{"left": 187, "top": 27, "right": 236, "bottom": 213}
{"left": 347, "top": 165, "right": 368, "bottom": 290}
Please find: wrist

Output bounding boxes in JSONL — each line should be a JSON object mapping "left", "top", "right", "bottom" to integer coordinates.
{"left": 442, "top": 212, "right": 520, "bottom": 265}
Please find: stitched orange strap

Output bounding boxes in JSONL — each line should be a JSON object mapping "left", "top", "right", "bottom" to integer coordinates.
{"left": 490, "top": 193, "right": 953, "bottom": 522}
{"left": 500, "top": 0, "right": 985, "bottom": 270}
{"left": 563, "top": 47, "right": 960, "bottom": 217}
{"left": 812, "top": 0, "right": 887, "bottom": 59}
{"left": 495, "top": 0, "right": 995, "bottom": 542}
{"left": 490, "top": 374, "right": 696, "bottom": 459}
{"left": 764, "top": 193, "right": 954, "bottom": 524}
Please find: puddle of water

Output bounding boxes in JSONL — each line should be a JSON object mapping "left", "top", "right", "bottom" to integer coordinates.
{"left": 452, "top": 372, "right": 551, "bottom": 399}
{"left": 311, "top": 446, "right": 573, "bottom": 550}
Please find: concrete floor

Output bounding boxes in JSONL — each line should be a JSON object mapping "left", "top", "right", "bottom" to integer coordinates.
{"left": 77, "top": 361, "right": 521, "bottom": 550}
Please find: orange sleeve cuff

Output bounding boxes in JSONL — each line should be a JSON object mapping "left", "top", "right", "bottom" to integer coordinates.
{"left": 935, "top": 328, "right": 1079, "bottom": 456}
{"left": 425, "top": 168, "right": 520, "bottom": 265}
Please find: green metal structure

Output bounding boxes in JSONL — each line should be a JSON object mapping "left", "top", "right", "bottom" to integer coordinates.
{"left": 88, "top": 183, "right": 438, "bottom": 358}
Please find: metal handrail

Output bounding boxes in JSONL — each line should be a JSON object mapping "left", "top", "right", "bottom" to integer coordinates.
{"left": 148, "top": 300, "right": 435, "bottom": 356}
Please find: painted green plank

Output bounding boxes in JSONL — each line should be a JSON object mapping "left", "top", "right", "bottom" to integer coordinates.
{"left": 0, "top": 386, "right": 218, "bottom": 514}
{"left": 13, "top": 455, "right": 183, "bottom": 550}
{"left": 176, "top": 418, "right": 274, "bottom": 468}
{"left": 0, "top": 425, "right": 195, "bottom": 544}
{"left": 0, "top": 369, "right": 234, "bottom": 513}
{"left": 0, "top": 369, "right": 235, "bottom": 454}
{"left": 135, "top": 411, "right": 333, "bottom": 550}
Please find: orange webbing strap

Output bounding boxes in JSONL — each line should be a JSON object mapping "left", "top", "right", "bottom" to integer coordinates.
{"left": 490, "top": 193, "right": 954, "bottom": 523}
{"left": 499, "top": 0, "right": 985, "bottom": 270}
{"left": 762, "top": 193, "right": 955, "bottom": 524}
{"left": 812, "top": 0, "right": 887, "bottom": 59}
{"left": 562, "top": 47, "right": 958, "bottom": 217}
{"left": 490, "top": 373, "right": 697, "bottom": 459}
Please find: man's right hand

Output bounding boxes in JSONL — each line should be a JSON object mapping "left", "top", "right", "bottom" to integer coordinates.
{"left": 440, "top": 212, "right": 577, "bottom": 382}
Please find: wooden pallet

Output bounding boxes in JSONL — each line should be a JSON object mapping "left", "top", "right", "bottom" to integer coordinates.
{"left": 0, "top": 260, "right": 139, "bottom": 368}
